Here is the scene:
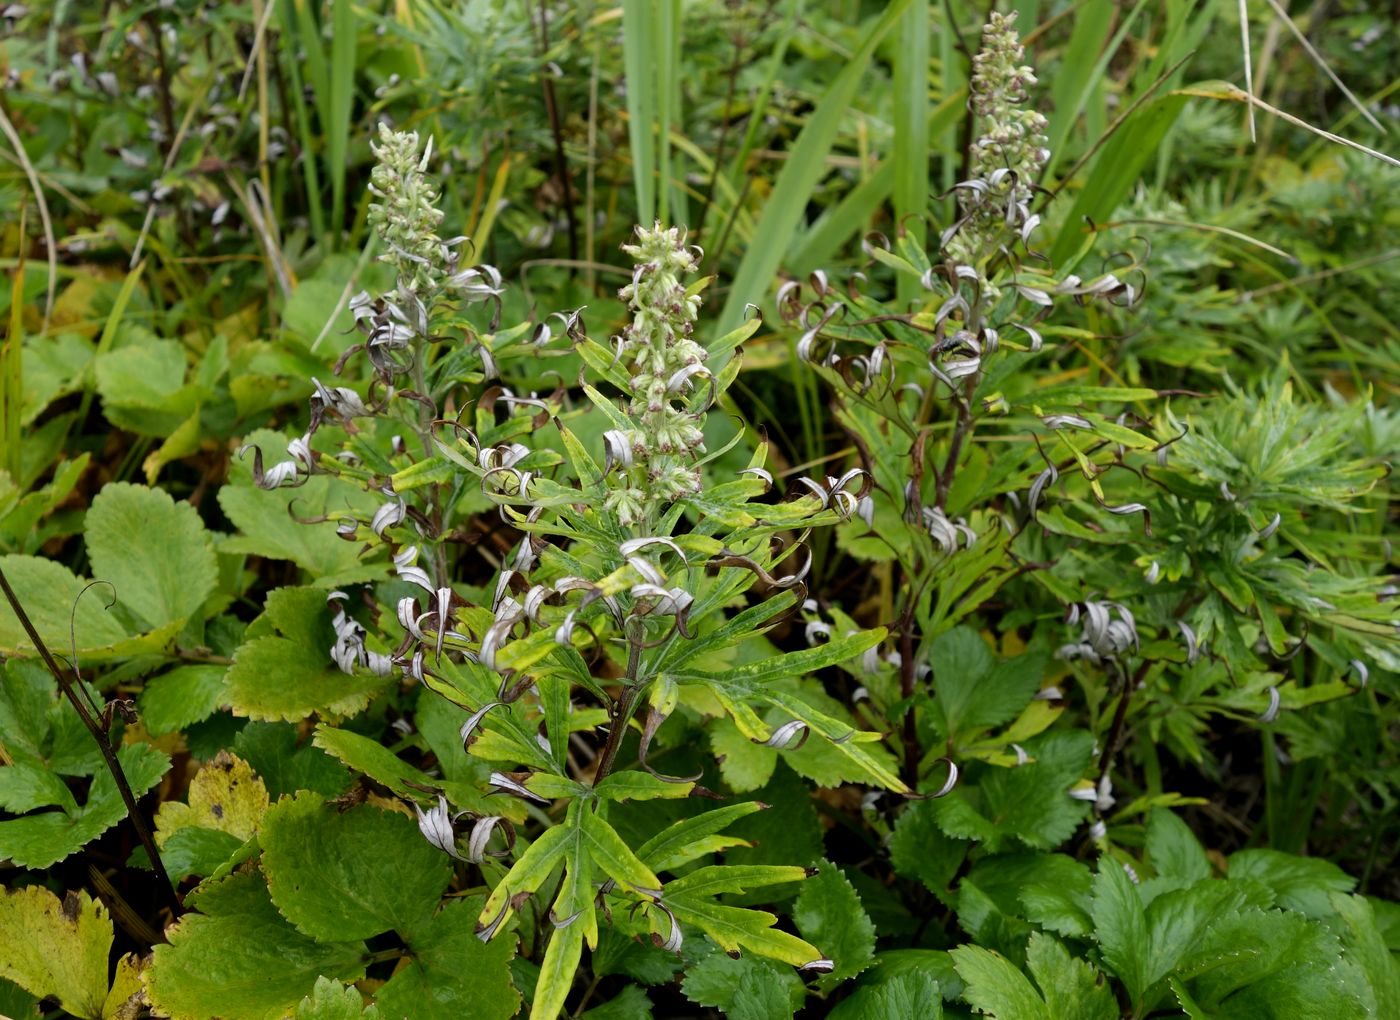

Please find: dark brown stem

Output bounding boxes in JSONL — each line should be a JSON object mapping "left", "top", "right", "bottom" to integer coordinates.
{"left": 535, "top": 0, "right": 579, "bottom": 266}
{"left": 934, "top": 380, "right": 975, "bottom": 510}
{"left": 0, "top": 564, "right": 181, "bottom": 915}
{"left": 593, "top": 639, "right": 643, "bottom": 784}
{"left": 898, "top": 597, "right": 919, "bottom": 787}
{"left": 1097, "top": 658, "right": 1151, "bottom": 784}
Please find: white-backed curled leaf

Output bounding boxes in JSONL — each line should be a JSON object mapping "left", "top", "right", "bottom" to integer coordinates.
{"left": 1027, "top": 464, "right": 1057, "bottom": 517}
{"left": 371, "top": 496, "right": 406, "bottom": 537}
{"left": 394, "top": 545, "right": 434, "bottom": 592}
{"left": 603, "top": 429, "right": 635, "bottom": 474}
{"left": 1178, "top": 620, "right": 1200, "bottom": 665}
{"left": 1042, "top": 414, "right": 1092, "bottom": 430}
{"left": 619, "top": 536, "right": 688, "bottom": 563}
{"left": 488, "top": 771, "right": 551, "bottom": 803}
{"left": 1097, "top": 498, "right": 1152, "bottom": 535}
{"left": 925, "top": 757, "right": 959, "bottom": 798}
{"left": 466, "top": 815, "right": 515, "bottom": 863}
{"left": 755, "top": 720, "right": 809, "bottom": 751}
{"left": 414, "top": 794, "right": 466, "bottom": 860}
{"left": 1258, "top": 685, "right": 1281, "bottom": 724}
{"left": 459, "top": 701, "right": 505, "bottom": 750}
{"left": 652, "top": 903, "right": 684, "bottom": 953}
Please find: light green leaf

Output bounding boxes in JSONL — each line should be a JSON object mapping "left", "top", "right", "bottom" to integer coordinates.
{"left": 138, "top": 664, "right": 228, "bottom": 735}
{"left": 709, "top": 714, "right": 777, "bottom": 792}
{"left": 680, "top": 946, "right": 804, "bottom": 1015}
{"left": 146, "top": 871, "right": 367, "bottom": 1020}
{"left": 312, "top": 723, "right": 509, "bottom": 820}
{"left": 159, "top": 827, "right": 248, "bottom": 883}
{"left": 1025, "top": 932, "right": 1118, "bottom": 1020}
{"left": 635, "top": 800, "right": 763, "bottom": 874}
{"left": 581, "top": 808, "right": 662, "bottom": 895}
{"left": 0, "top": 555, "right": 136, "bottom": 657}
{"left": 1328, "top": 893, "right": 1400, "bottom": 1016}
{"left": 94, "top": 339, "right": 197, "bottom": 437}
{"left": 761, "top": 689, "right": 907, "bottom": 793}
{"left": 1180, "top": 907, "right": 1369, "bottom": 1017}
{"left": 0, "top": 742, "right": 169, "bottom": 869}
{"left": 154, "top": 750, "right": 268, "bottom": 846}
{"left": 1145, "top": 808, "right": 1211, "bottom": 887}
{"left": 664, "top": 866, "right": 820, "bottom": 967}
{"left": 729, "top": 978, "right": 794, "bottom": 1020}
{"left": 1089, "top": 859, "right": 1150, "bottom": 1005}
{"left": 829, "top": 971, "right": 942, "bottom": 1020}
{"left": 218, "top": 431, "right": 380, "bottom": 584}
{"left": 85, "top": 482, "right": 216, "bottom": 631}
{"left": 927, "top": 628, "right": 1044, "bottom": 740}
{"left": 225, "top": 588, "right": 394, "bottom": 721}
{"left": 950, "top": 944, "right": 1049, "bottom": 1020}
{"left": 0, "top": 762, "right": 77, "bottom": 814}
{"left": 0, "top": 660, "right": 101, "bottom": 775}
{"left": 375, "top": 897, "right": 520, "bottom": 1020}
{"left": 0, "top": 887, "right": 111, "bottom": 1019}
{"left": 793, "top": 860, "right": 876, "bottom": 987}
{"left": 295, "top": 977, "right": 383, "bottom": 1019}
{"left": 478, "top": 819, "right": 575, "bottom": 939}
{"left": 931, "top": 731, "right": 1093, "bottom": 851}
{"left": 1227, "top": 848, "right": 1354, "bottom": 917}
{"left": 532, "top": 918, "right": 584, "bottom": 1020}
{"left": 260, "top": 792, "right": 451, "bottom": 941}
{"left": 595, "top": 770, "right": 695, "bottom": 802}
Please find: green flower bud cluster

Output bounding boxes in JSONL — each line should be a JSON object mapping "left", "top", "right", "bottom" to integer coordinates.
{"left": 967, "top": 12, "right": 1048, "bottom": 184}
{"left": 604, "top": 224, "right": 710, "bottom": 526}
{"left": 947, "top": 12, "right": 1049, "bottom": 275}
{"left": 367, "top": 123, "right": 447, "bottom": 294}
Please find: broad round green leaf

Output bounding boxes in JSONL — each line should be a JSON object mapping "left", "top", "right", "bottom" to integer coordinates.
{"left": 260, "top": 792, "right": 451, "bottom": 941}
{"left": 147, "top": 872, "right": 367, "bottom": 1020}
{"left": 374, "top": 897, "right": 520, "bottom": 1020}
{"left": 85, "top": 482, "right": 217, "bottom": 631}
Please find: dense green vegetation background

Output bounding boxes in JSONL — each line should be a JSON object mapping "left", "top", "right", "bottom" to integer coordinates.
{"left": 0, "top": 1, "right": 1397, "bottom": 1018}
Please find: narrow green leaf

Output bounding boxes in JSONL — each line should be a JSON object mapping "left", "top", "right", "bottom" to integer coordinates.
{"left": 717, "top": 0, "right": 913, "bottom": 336}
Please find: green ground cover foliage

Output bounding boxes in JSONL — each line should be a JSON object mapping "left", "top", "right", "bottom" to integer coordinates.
{"left": 0, "top": 1, "right": 1397, "bottom": 1017}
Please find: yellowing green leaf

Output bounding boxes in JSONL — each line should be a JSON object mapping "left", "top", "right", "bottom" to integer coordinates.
{"left": 146, "top": 872, "right": 367, "bottom": 1020}
{"left": 155, "top": 750, "right": 268, "bottom": 846}
{"left": 0, "top": 887, "right": 111, "bottom": 1020}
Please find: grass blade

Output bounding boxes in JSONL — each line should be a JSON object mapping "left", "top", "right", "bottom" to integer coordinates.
{"left": 623, "top": 0, "right": 656, "bottom": 225}
{"left": 2, "top": 219, "right": 22, "bottom": 481}
{"left": 74, "top": 261, "right": 147, "bottom": 432}
{"left": 328, "top": 0, "right": 358, "bottom": 243}
{"left": 1049, "top": 93, "right": 1189, "bottom": 267}
{"left": 893, "top": 0, "right": 930, "bottom": 305}
{"left": 726, "top": 0, "right": 805, "bottom": 187}
{"left": 789, "top": 89, "right": 964, "bottom": 274}
{"left": 1043, "top": 0, "right": 1149, "bottom": 184}
{"left": 716, "top": 0, "right": 913, "bottom": 336}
